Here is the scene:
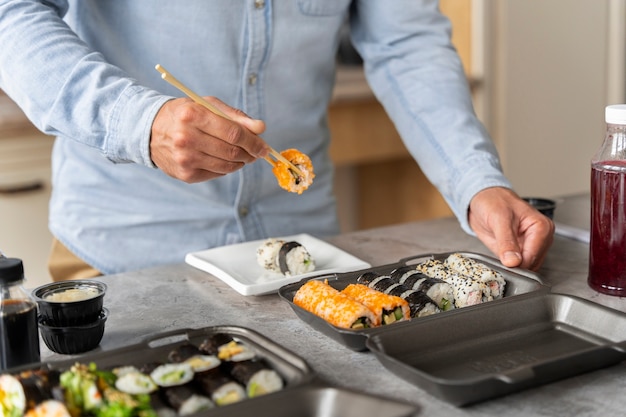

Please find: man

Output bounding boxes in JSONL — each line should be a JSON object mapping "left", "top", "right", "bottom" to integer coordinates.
{"left": 0, "top": 1, "right": 553, "bottom": 280}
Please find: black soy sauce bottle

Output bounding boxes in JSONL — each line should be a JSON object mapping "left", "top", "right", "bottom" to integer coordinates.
{"left": 0, "top": 257, "right": 40, "bottom": 370}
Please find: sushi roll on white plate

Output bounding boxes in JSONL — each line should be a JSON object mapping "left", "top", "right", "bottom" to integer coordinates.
{"left": 256, "top": 238, "right": 316, "bottom": 276}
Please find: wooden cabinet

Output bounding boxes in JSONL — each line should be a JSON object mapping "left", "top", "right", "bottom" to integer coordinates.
{"left": 329, "top": 0, "right": 472, "bottom": 231}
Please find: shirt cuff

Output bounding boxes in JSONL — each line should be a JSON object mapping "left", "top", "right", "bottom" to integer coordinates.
{"left": 104, "top": 84, "right": 173, "bottom": 167}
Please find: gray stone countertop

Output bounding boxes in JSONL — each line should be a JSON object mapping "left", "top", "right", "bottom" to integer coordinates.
{"left": 40, "top": 193, "right": 626, "bottom": 416}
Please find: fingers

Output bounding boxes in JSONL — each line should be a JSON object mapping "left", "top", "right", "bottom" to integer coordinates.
{"left": 468, "top": 187, "right": 555, "bottom": 271}
{"left": 150, "top": 98, "right": 269, "bottom": 183}
{"left": 204, "top": 96, "right": 267, "bottom": 137}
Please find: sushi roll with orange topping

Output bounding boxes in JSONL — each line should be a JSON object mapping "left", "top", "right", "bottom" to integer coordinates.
{"left": 293, "top": 280, "right": 379, "bottom": 329}
{"left": 341, "top": 283, "right": 410, "bottom": 325}
{"left": 271, "top": 149, "right": 315, "bottom": 194}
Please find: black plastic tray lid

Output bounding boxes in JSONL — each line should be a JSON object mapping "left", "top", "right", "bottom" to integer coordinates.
{"left": 365, "top": 293, "right": 626, "bottom": 406}
{"left": 278, "top": 252, "right": 548, "bottom": 351}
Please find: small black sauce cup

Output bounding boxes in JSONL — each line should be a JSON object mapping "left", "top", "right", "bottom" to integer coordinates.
{"left": 33, "top": 280, "right": 107, "bottom": 327}
{"left": 522, "top": 197, "right": 556, "bottom": 219}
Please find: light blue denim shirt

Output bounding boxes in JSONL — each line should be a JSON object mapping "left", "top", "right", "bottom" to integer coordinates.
{"left": 0, "top": 0, "right": 511, "bottom": 274}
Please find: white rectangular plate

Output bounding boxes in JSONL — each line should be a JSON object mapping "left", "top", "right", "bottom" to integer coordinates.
{"left": 185, "top": 234, "right": 371, "bottom": 296}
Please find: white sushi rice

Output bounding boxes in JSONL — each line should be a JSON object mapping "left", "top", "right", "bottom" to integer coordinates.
{"left": 115, "top": 371, "right": 158, "bottom": 394}
{"left": 256, "top": 238, "right": 316, "bottom": 276}
{"left": 150, "top": 363, "right": 194, "bottom": 387}
{"left": 183, "top": 355, "right": 221, "bottom": 372}
{"left": 211, "top": 381, "right": 246, "bottom": 406}
{"left": 24, "top": 400, "right": 71, "bottom": 417}
{"left": 178, "top": 394, "right": 214, "bottom": 416}
{"left": 281, "top": 245, "right": 315, "bottom": 276}
{"left": 247, "top": 369, "right": 284, "bottom": 397}
{"left": 0, "top": 374, "right": 25, "bottom": 417}
{"left": 256, "top": 239, "right": 284, "bottom": 273}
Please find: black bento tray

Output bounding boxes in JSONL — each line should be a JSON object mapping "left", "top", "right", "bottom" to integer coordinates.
{"left": 279, "top": 251, "right": 626, "bottom": 405}
{"left": 366, "top": 293, "right": 626, "bottom": 406}
{"left": 11, "top": 326, "right": 420, "bottom": 417}
{"left": 278, "top": 251, "right": 549, "bottom": 351}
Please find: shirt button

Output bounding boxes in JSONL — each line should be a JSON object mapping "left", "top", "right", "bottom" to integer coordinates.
{"left": 248, "top": 73, "right": 257, "bottom": 85}
{"left": 255, "top": 0, "right": 265, "bottom": 9}
{"left": 239, "top": 206, "right": 249, "bottom": 217}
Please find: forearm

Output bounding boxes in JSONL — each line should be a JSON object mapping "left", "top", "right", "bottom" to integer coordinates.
{"left": 0, "top": 0, "right": 168, "bottom": 166}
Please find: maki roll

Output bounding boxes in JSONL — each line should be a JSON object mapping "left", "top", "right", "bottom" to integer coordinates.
{"left": 389, "top": 288, "right": 441, "bottom": 318}
{"left": 0, "top": 374, "right": 26, "bottom": 417}
{"left": 404, "top": 276, "right": 455, "bottom": 312}
{"left": 341, "top": 284, "right": 410, "bottom": 325}
{"left": 198, "top": 334, "right": 234, "bottom": 356}
{"left": 15, "top": 369, "right": 62, "bottom": 410}
{"left": 358, "top": 271, "right": 441, "bottom": 318}
{"left": 416, "top": 260, "right": 487, "bottom": 307}
{"left": 24, "top": 400, "right": 71, "bottom": 417}
{"left": 293, "top": 279, "right": 379, "bottom": 329}
{"left": 161, "top": 383, "right": 214, "bottom": 416}
{"left": 227, "top": 360, "right": 283, "bottom": 398}
{"left": 444, "top": 253, "right": 506, "bottom": 299}
{"left": 150, "top": 363, "right": 194, "bottom": 388}
{"left": 115, "top": 370, "right": 158, "bottom": 395}
{"left": 389, "top": 265, "right": 420, "bottom": 283}
{"left": 183, "top": 355, "right": 221, "bottom": 373}
{"left": 167, "top": 343, "right": 203, "bottom": 363}
{"left": 194, "top": 369, "right": 246, "bottom": 406}
{"left": 256, "top": 239, "right": 315, "bottom": 276}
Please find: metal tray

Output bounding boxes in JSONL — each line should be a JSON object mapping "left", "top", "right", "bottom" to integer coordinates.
{"left": 205, "top": 384, "right": 419, "bottom": 417}
{"left": 43, "top": 325, "right": 313, "bottom": 387}
{"left": 13, "top": 326, "right": 421, "bottom": 416}
{"left": 365, "top": 293, "right": 626, "bottom": 406}
{"left": 278, "top": 252, "right": 548, "bottom": 351}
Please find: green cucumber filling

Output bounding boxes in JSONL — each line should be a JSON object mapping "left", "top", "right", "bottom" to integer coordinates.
{"left": 351, "top": 318, "right": 369, "bottom": 329}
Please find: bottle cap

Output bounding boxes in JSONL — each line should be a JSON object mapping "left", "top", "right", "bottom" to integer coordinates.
{"left": 605, "top": 104, "right": 626, "bottom": 124}
{"left": 0, "top": 258, "right": 24, "bottom": 285}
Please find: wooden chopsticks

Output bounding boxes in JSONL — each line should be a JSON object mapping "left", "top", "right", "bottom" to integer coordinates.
{"left": 154, "top": 64, "right": 303, "bottom": 177}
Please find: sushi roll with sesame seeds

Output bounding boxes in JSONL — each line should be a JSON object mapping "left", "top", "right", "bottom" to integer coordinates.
{"left": 415, "top": 259, "right": 488, "bottom": 308}
{"left": 256, "top": 239, "right": 316, "bottom": 276}
{"left": 444, "top": 253, "right": 507, "bottom": 299}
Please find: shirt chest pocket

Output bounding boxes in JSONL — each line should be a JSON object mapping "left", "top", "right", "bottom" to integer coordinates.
{"left": 296, "top": 0, "right": 351, "bottom": 16}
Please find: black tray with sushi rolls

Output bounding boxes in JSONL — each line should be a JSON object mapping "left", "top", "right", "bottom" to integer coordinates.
{"left": 0, "top": 325, "right": 420, "bottom": 417}
{"left": 278, "top": 251, "right": 549, "bottom": 351}
{"left": 278, "top": 251, "right": 626, "bottom": 405}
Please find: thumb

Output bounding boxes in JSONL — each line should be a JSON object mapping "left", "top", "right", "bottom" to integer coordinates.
{"left": 492, "top": 219, "right": 523, "bottom": 268}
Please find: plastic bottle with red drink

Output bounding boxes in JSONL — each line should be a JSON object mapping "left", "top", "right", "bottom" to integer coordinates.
{"left": 588, "top": 104, "right": 626, "bottom": 295}
{"left": 0, "top": 256, "right": 40, "bottom": 370}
